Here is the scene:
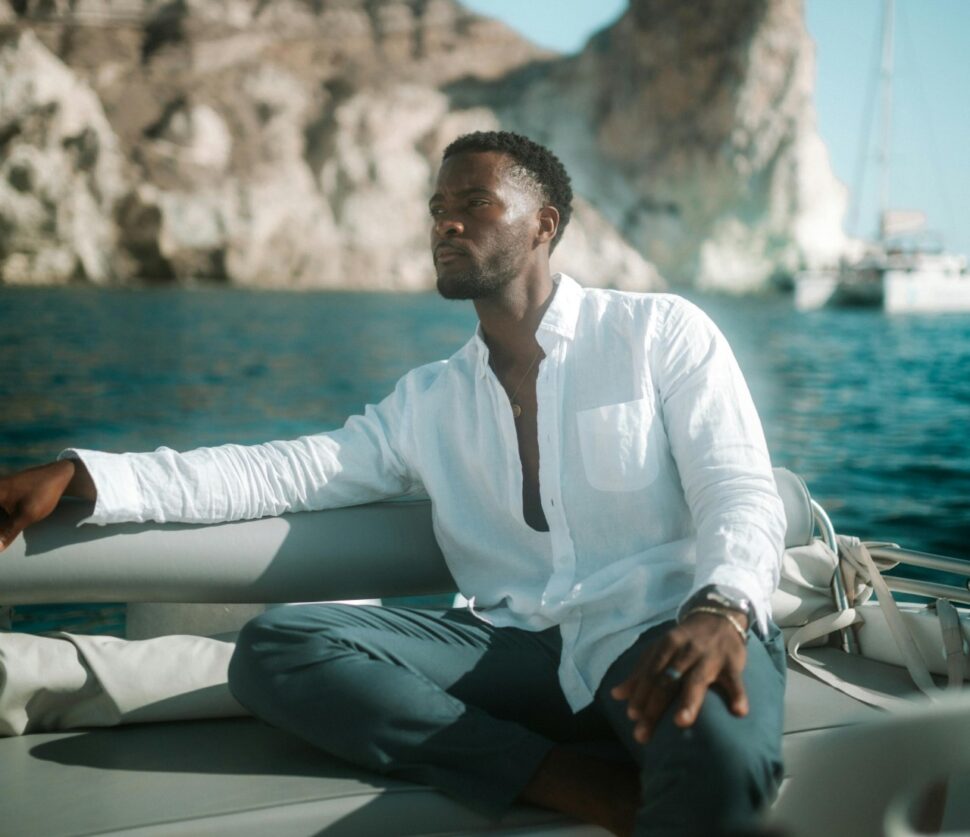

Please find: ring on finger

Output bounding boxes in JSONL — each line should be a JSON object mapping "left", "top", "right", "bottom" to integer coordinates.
{"left": 661, "top": 666, "right": 682, "bottom": 683}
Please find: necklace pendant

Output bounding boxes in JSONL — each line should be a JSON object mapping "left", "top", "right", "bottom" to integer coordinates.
{"left": 511, "top": 403, "right": 522, "bottom": 418}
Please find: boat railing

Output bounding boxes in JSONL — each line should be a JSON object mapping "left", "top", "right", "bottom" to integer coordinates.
{"left": 812, "top": 499, "right": 970, "bottom": 606}
{"left": 811, "top": 501, "right": 970, "bottom": 655}
{"left": 813, "top": 499, "right": 860, "bottom": 653}
{"left": 868, "top": 545, "right": 970, "bottom": 607}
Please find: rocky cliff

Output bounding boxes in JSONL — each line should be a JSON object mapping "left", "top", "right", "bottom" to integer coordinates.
{"left": 450, "top": 0, "right": 848, "bottom": 289}
{"left": 0, "top": 0, "right": 845, "bottom": 291}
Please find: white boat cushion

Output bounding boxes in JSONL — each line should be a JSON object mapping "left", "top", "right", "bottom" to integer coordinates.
{"left": 0, "top": 469, "right": 812, "bottom": 608}
{"left": 0, "top": 600, "right": 384, "bottom": 737}
{"left": 0, "top": 631, "right": 244, "bottom": 736}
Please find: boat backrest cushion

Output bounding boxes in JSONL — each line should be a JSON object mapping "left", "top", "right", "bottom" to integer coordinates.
{"left": 774, "top": 467, "right": 814, "bottom": 549}
{"left": 0, "top": 467, "right": 813, "bottom": 606}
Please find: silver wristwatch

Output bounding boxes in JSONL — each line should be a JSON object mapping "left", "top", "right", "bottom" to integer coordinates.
{"left": 678, "top": 584, "right": 754, "bottom": 634}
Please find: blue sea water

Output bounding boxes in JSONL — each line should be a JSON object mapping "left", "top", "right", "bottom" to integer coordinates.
{"left": 2, "top": 285, "right": 970, "bottom": 631}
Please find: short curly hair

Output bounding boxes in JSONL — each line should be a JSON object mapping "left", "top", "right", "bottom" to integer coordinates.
{"left": 442, "top": 131, "right": 573, "bottom": 251}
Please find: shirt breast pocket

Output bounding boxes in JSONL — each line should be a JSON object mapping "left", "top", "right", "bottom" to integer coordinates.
{"left": 576, "top": 397, "right": 663, "bottom": 492}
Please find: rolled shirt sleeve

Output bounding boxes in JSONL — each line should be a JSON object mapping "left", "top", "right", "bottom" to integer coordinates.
{"left": 656, "top": 299, "right": 786, "bottom": 633}
{"left": 59, "top": 368, "right": 426, "bottom": 527}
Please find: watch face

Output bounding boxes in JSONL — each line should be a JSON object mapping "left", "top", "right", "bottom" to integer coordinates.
{"left": 704, "top": 587, "right": 751, "bottom": 615}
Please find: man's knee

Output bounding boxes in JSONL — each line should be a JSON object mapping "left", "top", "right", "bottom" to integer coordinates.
{"left": 227, "top": 604, "right": 343, "bottom": 710}
{"left": 637, "top": 702, "right": 782, "bottom": 834}
{"left": 684, "top": 710, "right": 779, "bottom": 798}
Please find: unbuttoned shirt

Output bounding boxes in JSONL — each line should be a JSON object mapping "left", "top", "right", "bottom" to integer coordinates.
{"left": 63, "top": 273, "right": 786, "bottom": 711}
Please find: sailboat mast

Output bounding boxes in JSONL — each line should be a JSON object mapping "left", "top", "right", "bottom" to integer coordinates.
{"left": 877, "top": 0, "right": 894, "bottom": 243}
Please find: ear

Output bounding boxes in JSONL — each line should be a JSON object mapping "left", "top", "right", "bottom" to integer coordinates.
{"left": 535, "top": 205, "right": 560, "bottom": 247}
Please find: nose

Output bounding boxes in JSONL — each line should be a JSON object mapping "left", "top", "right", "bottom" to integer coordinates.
{"left": 434, "top": 216, "right": 464, "bottom": 238}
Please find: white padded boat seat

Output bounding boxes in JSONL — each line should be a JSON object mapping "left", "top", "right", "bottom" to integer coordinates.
{"left": 0, "top": 649, "right": 924, "bottom": 837}
{"left": 782, "top": 646, "right": 943, "bottom": 777}
{"left": 773, "top": 690, "right": 970, "bottom": 837}
{"left": 0, "top": 718, "right": 596, "bottom": 837}
{"left": 0, "top": 499, "right": 454, "bottom": 606}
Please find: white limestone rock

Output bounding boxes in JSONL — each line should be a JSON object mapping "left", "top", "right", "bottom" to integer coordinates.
{"left": 0, "top": 30, "right": 127, "bottom": 285}
{"left": 2, "top": 0, "right": 845, "bottom": 291}
{"left": 486, "top": 0, "right": 848, "bottom": 290}
{"left": 1, "top": 1, "right": 661, "bottom": 290}
{"left": 552, "top": 198, "right": 664, "bottom": 291}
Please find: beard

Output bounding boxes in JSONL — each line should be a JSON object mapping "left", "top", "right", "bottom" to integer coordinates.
{"left": 435, "top": 249, "right": 522, "bottom": 300}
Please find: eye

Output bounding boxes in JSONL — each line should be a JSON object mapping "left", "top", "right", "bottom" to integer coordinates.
{"left": 429, "top": 206, "right": 443, "bottom": 217}
{"left": 469, "top": 199, "right": 489, "bottom": 208}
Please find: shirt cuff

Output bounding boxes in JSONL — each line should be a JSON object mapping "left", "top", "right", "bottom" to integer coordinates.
{"left": 57, "top": 449, "right": 144, "bottom": 525}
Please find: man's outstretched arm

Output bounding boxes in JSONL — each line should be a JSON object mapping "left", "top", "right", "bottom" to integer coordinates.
{"left": 0, "top": 364, "right": 431, "bottom": 542}
{"left": 0, "top": 459, "right": 97, "bottom": 550}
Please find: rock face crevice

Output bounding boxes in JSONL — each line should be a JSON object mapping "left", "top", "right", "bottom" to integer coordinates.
{"left": 0, "top": 0, "right": 845, "bottom": 291}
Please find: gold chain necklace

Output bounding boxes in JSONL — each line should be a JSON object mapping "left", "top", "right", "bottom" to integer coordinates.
{"left": 504, "top": 346, "right": 543, "bottom": 419}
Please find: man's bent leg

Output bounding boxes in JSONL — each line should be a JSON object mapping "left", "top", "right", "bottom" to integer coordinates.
{"left": 228, "top": 603, "right": 575, "bottom": 817}
{"left": 597, "top": 621, "right": 786, "bottom": 837}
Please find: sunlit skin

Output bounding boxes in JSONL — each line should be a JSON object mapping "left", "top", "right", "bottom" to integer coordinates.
{"left": 430, "top": 151, "right": 556, "bottom": 317}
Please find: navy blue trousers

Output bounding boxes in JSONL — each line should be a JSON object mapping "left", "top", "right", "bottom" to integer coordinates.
{"left": 228, "top": 604, "right": 785, "bottom": 836}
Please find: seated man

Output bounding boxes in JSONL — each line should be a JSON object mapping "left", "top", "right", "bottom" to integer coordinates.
{"left": 0, "top": 131, "right": 787, "bottom": 837}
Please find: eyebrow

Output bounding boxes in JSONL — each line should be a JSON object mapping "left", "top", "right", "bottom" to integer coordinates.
{"left": 428, "top": 187, "right": 498, "bottom": 205}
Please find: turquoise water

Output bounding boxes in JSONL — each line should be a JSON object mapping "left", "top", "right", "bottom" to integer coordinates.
{"left": 3, "top": 286, "right": 970, "bottom": 631}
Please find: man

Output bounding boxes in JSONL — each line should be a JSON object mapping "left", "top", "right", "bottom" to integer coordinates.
{"left": 0, "top": 131, "right": 787, "bottom": 836}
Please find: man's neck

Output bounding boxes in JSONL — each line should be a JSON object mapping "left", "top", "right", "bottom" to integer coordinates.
{"left": 474, "top": 269, "right": 556, "bottom": 370}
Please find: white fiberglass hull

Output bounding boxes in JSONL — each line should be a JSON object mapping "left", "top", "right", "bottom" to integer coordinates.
{"left": 795, "top": 265, "right": 970, "bottom": 313}
{"left": 884, "top": 269, "right": 970, "bottom": 312}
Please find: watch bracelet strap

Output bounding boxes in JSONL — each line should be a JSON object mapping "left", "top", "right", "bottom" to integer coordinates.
{"left": 680, "top": 606, "right": 749, "bottom": 643}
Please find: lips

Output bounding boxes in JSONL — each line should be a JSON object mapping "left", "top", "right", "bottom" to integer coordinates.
{"left": 434, "top": 243, "right": 469, "bottom": 263}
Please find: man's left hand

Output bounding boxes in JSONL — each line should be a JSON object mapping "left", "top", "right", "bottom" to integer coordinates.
{"left": 610, "top": 612, "right": 749, "bottom": 744}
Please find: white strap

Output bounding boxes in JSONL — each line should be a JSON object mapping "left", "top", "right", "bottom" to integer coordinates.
{"left": 787, "top": 609, "right": 912, "bottom": 711}
{"left": 787, "top": 536, "right": 970, "bottom": 710}
{"left": 936, "top": 597, "right": 968, "bottom": 690}
{"left": 839, "top": 536, "right": 942, "bottom": 699}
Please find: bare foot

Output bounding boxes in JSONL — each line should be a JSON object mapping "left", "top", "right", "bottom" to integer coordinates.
{"left": 519, "top": 746, "right": 639, "bottom": 836}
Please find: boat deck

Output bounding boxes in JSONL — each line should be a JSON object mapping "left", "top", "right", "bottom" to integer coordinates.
{"left": 0, "top": 650, "right": 915, "bottom": 837}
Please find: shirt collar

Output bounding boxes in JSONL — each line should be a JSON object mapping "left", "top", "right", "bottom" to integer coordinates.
{"left": 538, "top": 273, "right": 583, "bottom": 342}
{"left": 472, "top": 273, "right": 584, "bottom": 378}
{"left": 473, "top": 325, "right": 490, "bottom": 378}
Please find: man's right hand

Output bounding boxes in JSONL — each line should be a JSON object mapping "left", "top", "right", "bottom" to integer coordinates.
{"left": 0, "top": 459, "right": 96, "bottom": 551}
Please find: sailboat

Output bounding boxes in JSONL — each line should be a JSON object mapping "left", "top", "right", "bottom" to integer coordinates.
{"left": 794, "top": 0, "right": 970, "bottom": 313}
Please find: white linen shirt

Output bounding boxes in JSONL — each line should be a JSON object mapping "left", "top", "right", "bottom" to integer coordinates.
{"left": 63, "top": 273, "right": 786, "bottom": 712}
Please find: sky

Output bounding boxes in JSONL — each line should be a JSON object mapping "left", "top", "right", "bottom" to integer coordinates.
{"left": 459, "top": 0, "right": 970, "bottom": 259}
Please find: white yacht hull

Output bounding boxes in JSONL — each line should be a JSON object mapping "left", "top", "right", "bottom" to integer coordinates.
{"left": 884, "top": 269, "right": 970, "bottom": 312}
{"left": 794, "top": 261, "right": 970, "bottom": 313}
